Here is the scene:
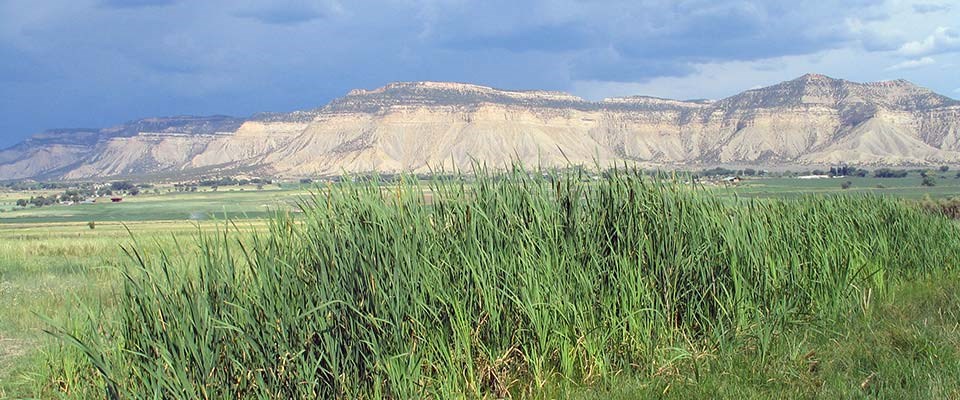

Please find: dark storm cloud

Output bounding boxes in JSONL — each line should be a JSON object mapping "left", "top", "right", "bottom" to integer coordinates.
{"left": 609, "top": 2, "right": 849, "bottom": 60}
{"left": 570, "top": 56, "right": 697, "bottom": 82}
{"left": 431, "top": 0, "right": 883, "bottom": 82}
{"left": 0, "top": 45, "right": 62, "bottom": 83}
{"left": 0, "top": 0, "right": 947, "bottom": 147}
{"left": 441, "top": 24, "right": 600, "bottom": 52}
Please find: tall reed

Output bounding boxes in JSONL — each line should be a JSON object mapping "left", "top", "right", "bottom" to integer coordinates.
{"left": 50, "top": 167, "right": 960, "bottom": 398}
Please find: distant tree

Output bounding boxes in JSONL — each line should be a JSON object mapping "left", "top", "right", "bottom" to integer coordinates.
{"left": 110, "top": 181, "right": 135, "bottom": 192}
{"left": 199, "top": 177, "right": 242, "bottom": 187}
{"left": 812, "top": 169, "right": 826, "bottom": 176}
{"left": 874, "top": 168, "right": 909, "bottom": 178}
{"left": 30, "top": 196, "right": 55, "bottom": 207}
{"left": 15, "top": 199, "right": 27, "bottom": 207}
{"left": 256, "top": 184, "right": 264, "bottom": 190}
{"left": 940, "top": 166, "right": 950, "bottom": 172}
{"left": 830, "top": 165, "right": 853, "bottom": 176}
{"left": 88, "top": 221, "right": 96, "bottom": 230}
{"left": 129, "top": 187, "right": 140, "bottom": 196}
{"left": 841, "top": 181, "right": 853, "bottom": 190}
{"left": 922, "top": 176, "right": 937, "bottom": 187}
{"left": 300, "top": 178, "right": 313, "bottom": 184}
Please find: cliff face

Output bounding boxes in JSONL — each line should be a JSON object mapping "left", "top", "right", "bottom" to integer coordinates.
{"left": 3, "top": 74, "right": 960, "bottom": 180}
{"left": 0, "top": 116, "right": 246, "bottom": 180}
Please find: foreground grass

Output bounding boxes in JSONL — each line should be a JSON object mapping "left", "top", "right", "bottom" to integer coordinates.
{"left": 0, "top": 223, "right": 136, "bottom": 393}
{"left": 0, "top": 221, "right": 263, "bottom": 398}
{"left": 572, "top": 269, "right": 960, "bottom": 398}
{"left": 7, "top": 169, "right": 960, "bottom": 398}
{"left": 10, "top": 268, "right": 960, "bottom": 398}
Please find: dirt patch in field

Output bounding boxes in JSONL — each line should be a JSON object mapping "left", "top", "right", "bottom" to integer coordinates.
{"left": 0, "top": 336, "right": 33, "bottom": 376}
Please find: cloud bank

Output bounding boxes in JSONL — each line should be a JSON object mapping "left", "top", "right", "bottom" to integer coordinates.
{"left": 0, "top": 0, "right": 958, "bottom": 147}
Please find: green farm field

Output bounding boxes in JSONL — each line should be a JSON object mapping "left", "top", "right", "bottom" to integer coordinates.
{"left": 0, "top": 186, "right": 308, "bottom": 224}
{"left": 3, "top": 175, "right": 960, "bottom": 224}
{"left": 1, "top": 173, "right": 959, "bottom": 398}
{"left": 728, "top": 175, "right": 960, "bottom": 199}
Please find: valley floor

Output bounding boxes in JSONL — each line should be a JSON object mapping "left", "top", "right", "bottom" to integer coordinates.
{"left": 3, "top": 227, "right": 958, "bottom": 398}
{"left": 1, "top": 175, "right": 959, "bottom": 398}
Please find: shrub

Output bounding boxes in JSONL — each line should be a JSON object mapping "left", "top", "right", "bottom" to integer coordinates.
{"left": 919, "top": 197, "right": 960, "bottom": 219}
{"left": 874, "top": 168, "right": 909, "bottom": 178}
{"left": 110, "top": 181, "right": 135, "bottom": 192}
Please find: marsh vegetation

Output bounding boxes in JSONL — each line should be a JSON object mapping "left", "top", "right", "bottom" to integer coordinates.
{"left": 4, "top": 168, "right": 957, "bottom": 398}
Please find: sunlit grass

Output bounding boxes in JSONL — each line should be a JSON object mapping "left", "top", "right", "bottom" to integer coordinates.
{"left": 0, "top": 220, "right": 261, "bottom": 398}
{"left": 32, "top": 167, "right": 960, "bottom": 398}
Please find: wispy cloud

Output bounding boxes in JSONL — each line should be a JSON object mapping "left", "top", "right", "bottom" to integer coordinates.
{"left": 912, "top": 3, "right": 952, "bottom": 14}
{"left": 887, "top": 56, "right": 935, "bottom": 70}
{"left": 897, "top": 27, "right": 960, "bottom": 56}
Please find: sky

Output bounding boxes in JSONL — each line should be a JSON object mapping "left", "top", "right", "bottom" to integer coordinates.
{"left": 1, "top": 0, "right": 959, "bottom": 148}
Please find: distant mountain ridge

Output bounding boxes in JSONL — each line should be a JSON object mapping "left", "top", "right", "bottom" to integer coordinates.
{"left": 2, "top": 74, "right": 960, "bottom": 180}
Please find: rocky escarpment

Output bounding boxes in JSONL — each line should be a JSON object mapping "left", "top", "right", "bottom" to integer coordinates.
{"left": 2, "top": 74, "right": 959, "bottom": 180}
{"left": 0, "top": 116, "right": 246, "bottom": 180}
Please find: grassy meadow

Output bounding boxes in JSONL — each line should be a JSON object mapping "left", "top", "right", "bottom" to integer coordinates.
{"left": 728, "top": 174, "right": 960, "bottom": 199}
{"left": 0, "top": 172, "right": 959, "bottom": 398}
{"left": 0, "top": 185, "right": 307, "bottom": 224}
{"left": 0, "top": 221, "right": 270, "bottom": 398}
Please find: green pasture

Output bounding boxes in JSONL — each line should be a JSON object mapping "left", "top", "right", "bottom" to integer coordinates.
{"left": 0, "top": 187, "right": 308, "bottom": 224}
{"left": 727, "top": 175, "right": 960, "bottom": 199}
{"left": 3, "top": 176, "right": 960, "bottom": 225}
{"left": 0, "top": 220, "right": 264, "bottom": 397}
